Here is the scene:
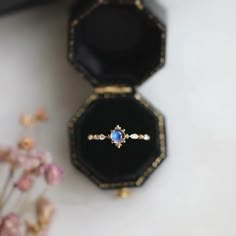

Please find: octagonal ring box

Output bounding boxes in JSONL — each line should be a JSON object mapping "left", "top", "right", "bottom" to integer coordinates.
{"left": 68, "top": 0, "right": 167, "bottom": 190}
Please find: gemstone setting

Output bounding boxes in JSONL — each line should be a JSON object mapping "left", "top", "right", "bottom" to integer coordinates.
{"left": 110, "top": 125, "right": 126, "bottom": 148}
{"left": 111, "top": 130, "right": 125, "bottom": 143}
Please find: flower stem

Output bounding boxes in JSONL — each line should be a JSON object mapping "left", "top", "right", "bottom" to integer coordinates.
{"left": 42, "top": 185, "right": 49, "bottom": 196}
{"left": 0, "top": 167, "right": 14, "bottom": 205}
{"left": 0, "top": 186, "right": 15, "bottom": 213}
{"left": 12, "top": 192, "right": 25, "bottom": 213}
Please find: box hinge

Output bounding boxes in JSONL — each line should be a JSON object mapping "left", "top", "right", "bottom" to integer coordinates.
{"left": 94, "top": 86, "right": 133, "bottom": 94}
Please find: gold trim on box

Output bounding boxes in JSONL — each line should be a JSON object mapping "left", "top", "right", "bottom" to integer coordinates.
{"left": 68, "top": 0, "right": 166, "bottom": 86}
{"left": 68, "top": 92, "right": 167, "bottom": 189}
{"left": 95, "top": 86, "right": 133, "bottom": 94}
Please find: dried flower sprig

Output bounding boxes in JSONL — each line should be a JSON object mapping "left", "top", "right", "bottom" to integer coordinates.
{"left": 26, "top": 195, "right": 56, "bottom": 236}
{"left": 26, "top": 196, "right": 55, "bottom": 236}
{"left": 0, "top": 108, "right": 62, "bottom": 236}
{"left": 44, "top": 164, "right": 63, "bottom": 186}
{"left": 0, "top": 213, "right": 21, "bottom": 236}
{"left": 20, "top": 108, "right": 48, "bottom": 128}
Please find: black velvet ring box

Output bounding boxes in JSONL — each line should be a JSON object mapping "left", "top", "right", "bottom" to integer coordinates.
{"left": 68, "top": 0, "right": 167, "bottom": 189}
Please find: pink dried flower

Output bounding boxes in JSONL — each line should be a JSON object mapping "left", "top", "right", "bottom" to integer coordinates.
{"left": 36, "top": 152, "right": 52, "bottom": 166}
{"left": 26, "top": 197, "right": 55, "bottom": 236}
{"left": 32, "top": 151, "right": 52, "bottom": 173}
{"left": 3, "top": 148, "right": 23, "bottom": 169}
{"left": 0, "top": 213, "right": 21, "bottom": 236}
{"left": 35, "top": 108, "right": 48, "bottom": 122}
{"left": 44, "top": 164, "right": 63, "bottom": 186}
{"left": 0, "top": 146, "right": 20, "bottom": 165}
{"left": 36, "top": 196, "right": 55, "bottom": 226}
{"left": 0, "top": 146, "right": 10, "bottom": 162}
{"left": 14, "top": 175, "right": 34, "bottom": 192}
{"left": 22, "top": 156, "right": 41, "bottom": 171}
{"left": 18, "top": 137, "right": 35, "bottom": 151}
{"left": 17, "top": 151, "right": 52, "bottom": 176}
{"left": 39, "top": 230, "right": 48, "bottom": 236}
{"left": 19, "top": 114, "right": 34, "bottom": 127}
{"left": 34, "top": 152, "right": 51, "bottom": 176}
{"left": 26, "top": 222, "right": 47, "bottom": 236}
{"left": 1, "top": 148, "right": 28, "bottom": 169}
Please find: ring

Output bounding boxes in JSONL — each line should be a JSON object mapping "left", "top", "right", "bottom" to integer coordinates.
{"left": 88, "top": 125, "right": 150, "bottom": 149}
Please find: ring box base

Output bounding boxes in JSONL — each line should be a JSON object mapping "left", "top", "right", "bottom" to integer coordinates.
{"left": 69, "top": 89, "right": 166, "bottom": 189}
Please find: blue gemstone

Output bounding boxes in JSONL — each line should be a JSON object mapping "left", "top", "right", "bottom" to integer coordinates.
{"left": 111, "top": 130, "right": 125, "bottom": 143}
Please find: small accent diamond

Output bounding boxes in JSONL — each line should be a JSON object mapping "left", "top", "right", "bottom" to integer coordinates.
{"left": 144, "top": 134, "right": 150, "bottom": 140}
{"left": 99, "top": 134, "right": 105, "bottom": 140}
{"left": 130, "top": 134, "right": 139, "bottom": 139}
{"left": 139, "top": 134, "right": 144, "bottom": 139}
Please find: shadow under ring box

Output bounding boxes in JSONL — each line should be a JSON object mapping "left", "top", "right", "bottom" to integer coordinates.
{"left": 68, "top": 0, "right": 167, "bottom": 190}
{"left": 0, "top": 0, "right": 49, "bottom": 15}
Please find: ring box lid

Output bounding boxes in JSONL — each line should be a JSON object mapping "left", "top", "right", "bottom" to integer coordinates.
{"left": 68, "top": 0, "right": 166, "bottom": 87}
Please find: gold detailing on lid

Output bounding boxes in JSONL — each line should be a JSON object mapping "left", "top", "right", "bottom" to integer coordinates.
{"left": 135, "top": 0, "right": 143, "bottom": 10}
{"left": 95, "top": 86, "right": 133, "bottom": 94}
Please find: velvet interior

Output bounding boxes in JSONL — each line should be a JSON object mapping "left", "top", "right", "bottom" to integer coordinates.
{"left": 71, "top": 3, "right": 164, "bottom": 86}
{"left": 71, "top": 93, "right": 163, "bottom": 184}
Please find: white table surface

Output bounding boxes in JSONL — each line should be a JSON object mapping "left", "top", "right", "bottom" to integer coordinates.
{"left": 0, "top": 0, "right": 236, "bottom": 235}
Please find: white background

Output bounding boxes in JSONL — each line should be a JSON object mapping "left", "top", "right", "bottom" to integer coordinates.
{"left": 0, "top": 0, "right": 236, "bottom": 235}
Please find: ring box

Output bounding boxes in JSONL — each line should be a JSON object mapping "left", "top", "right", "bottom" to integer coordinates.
{"left": 68, "top": 0, "right": 167, "bottom": 189}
